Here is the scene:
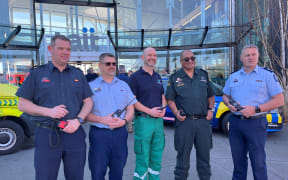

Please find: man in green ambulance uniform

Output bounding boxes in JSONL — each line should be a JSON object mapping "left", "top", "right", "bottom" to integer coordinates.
{"left": 166, "top": 50, "right": 215, "bottom": 180}
{"left": 130, "top": 47, "right": 166, "bottom": 180}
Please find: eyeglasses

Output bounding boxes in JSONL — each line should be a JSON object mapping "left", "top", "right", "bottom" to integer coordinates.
{"left": 102, "top": 62, "right": 116, "bottom": 66}
{"left": 182, "top": 56, "right": 196, "bottom": 62}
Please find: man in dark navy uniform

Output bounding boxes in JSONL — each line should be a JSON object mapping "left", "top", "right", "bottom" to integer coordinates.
{"left": 223, "top": 44, "right": 284, "bottom": 180}
{"left": 16, "top": 35, "right": 93, "bottom": 180}
{"left": 165, "top": 50, "right": 215, "bottom": 180}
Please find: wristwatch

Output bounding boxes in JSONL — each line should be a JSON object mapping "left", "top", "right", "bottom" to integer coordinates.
{"left": 76, "top": 117, "right": 85, "bottom": 124}
{"left": 208, "top": 108, "right": 215, "bottom": 112}
{"left": 123, "top": 118, "right": 128, "bottom": 125}
{"left": 255, "top": 106, "right": 261, "bottom": 113}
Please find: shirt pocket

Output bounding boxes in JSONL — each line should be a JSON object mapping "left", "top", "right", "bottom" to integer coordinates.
{"left": 199, "top": 82, "right": 208, "bottom": 97}
{"left": 174, "top": 80, "right": 188, "bottom": 94}
{"left": 230, "top": 81, "right": 241, "bottom": 91}
{"left": 115, "top": 90, "right": 128, "bottom": 107}
{"left": 255, "top": 80, "right": 265, "bottom": 87}
{"left": 39, "top": 81, "right": 55, "bottom": 96}
{"left": 253, "top": 80, "right": 266, "bottom": 94}
{"left": 71, "top": 79, "right": 82, "bottom": 95}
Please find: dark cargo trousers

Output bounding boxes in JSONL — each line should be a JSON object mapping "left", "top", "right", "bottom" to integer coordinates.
{"left": 174, "top": 118, "right": 212, "bottom": 180}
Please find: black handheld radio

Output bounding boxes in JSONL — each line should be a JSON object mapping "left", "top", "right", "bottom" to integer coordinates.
{"left": 229, "top": 97, "right": 244, "bottom": 111}
{"left": 111, "top": 97, "right": 136, "bottom": 118}
{"left": 110, "top": 97, "right": 135, "bottom": 130}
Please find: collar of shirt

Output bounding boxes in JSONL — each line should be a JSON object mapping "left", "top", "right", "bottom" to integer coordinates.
{"left": 48, "top": 61, "right": 71, "bottom": 73}
{"left": 240, "top": 65, "right": 259, "bottom": 75}
{"left": 139, "top": 66, "right": 156, "bottom": 76}
{"left": 178, "top": 67, "right": 199, "bottom": 78}
{"left": 98, "top": 75, "right": 119, "bottom": 84}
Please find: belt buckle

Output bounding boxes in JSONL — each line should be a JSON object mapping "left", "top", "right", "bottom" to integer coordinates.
{"left": 191, "top": 116, "right": 198, "bottom": 120}
{"left": 240, "top": 116, "right": 248, "bottom": 120}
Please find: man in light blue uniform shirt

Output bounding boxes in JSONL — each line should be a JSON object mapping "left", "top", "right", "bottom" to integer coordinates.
{"left": 86, "top": 53, "right": 137, "bottom": 180}
{"left": 223, "top": 44, "right": 284, "bottom": 180}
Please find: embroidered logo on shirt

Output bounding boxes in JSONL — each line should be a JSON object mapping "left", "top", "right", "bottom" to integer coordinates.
{"left": 200, "top": 76, "right": 207, "bottom": 83}
{"left": 120, "top": 89, "right": 125, "bottom": 92}
{"left": 94, "top": 88, "right": 101, "bottom": 92}
{"left": 256, "top": 80, "right": 263, "bottom": 82}
{"left": 157, "top": 79, "right": 162, "bottom": 85}
{"left": 176, "top": 77, "right": 184, "bottom": 87}
{"left": 41, "top": 77, "right": 50, "bottom": 83}
{"left": 74, "top": 79, "right": 79, "bottom": 82}
{"left": 176, "top": 77, "right": 183, "bottom": 83}
{"left": 233, "top": 79, "right": 238, "bottom": 83}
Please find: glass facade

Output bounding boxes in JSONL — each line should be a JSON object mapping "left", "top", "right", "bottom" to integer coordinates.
{"left": 1, "top": 0, "right": 236, "bottom": 87}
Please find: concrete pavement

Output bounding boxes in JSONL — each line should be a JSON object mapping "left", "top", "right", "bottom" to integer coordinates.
{"left": 1, "top": 123, "right": 287, "bottom": 180}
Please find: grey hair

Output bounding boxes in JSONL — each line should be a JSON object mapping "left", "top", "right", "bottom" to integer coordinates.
{"left": 50, "top": 35, "right": 70, "bottom": 47}
{"left": 241, "top": 44, "right": 259, "bottom": 55}
{"left": 180, "top": 50, "right": 193, "bottom": 59}
{"left": 99, "top": 53, "right": 115, "bottom": 62}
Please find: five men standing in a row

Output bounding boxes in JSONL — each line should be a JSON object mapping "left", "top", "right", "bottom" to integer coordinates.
{"left": 17, "top": 35, "right": 284, "bottom": 180}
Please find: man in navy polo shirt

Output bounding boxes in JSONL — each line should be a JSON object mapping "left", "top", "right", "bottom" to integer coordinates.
{"left": 16, "top": 35, "right": 93, "bottom": 180}
{"left": 130, "top": 47, "right": 166, "bottom": 180}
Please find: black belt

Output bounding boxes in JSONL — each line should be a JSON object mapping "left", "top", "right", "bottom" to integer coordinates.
{"left": 91, "top": 125, "right": 122, "bottom": 131}
{"left": 233, "top": 114, "right": 266, "bottom": 120}
{"left": 186, "top": 114, "right": 206, "bottom": 120}
{"left": 36, "top": 122, "right": 60, "bottom": 130}
{"left": 36, "top": 122, "right": 61, "bottom": 148}
{"left": 136, "top": 112, "right": 158, "bottom": 119}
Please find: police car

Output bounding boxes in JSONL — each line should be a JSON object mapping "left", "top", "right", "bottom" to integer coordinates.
{"left": 162, "top": 77, "right": 283, "bottom": 135}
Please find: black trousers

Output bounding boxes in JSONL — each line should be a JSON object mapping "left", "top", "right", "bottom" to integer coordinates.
{"left": 34, "top": 126, "right": 86, "bottom": 180}
{"left": 174, "top": 118, "right": 212, "bottom": 180}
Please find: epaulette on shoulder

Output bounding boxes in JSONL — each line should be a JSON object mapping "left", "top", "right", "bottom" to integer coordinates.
{"left": 199, "top": 68, "right": 208, "bottom": 74}
{"left": 31, "top": 64, "right": 46, "bottom": 71}
{"left": 71, "top": 66, "right": 83, "bottom": 72}
{"left": 37, "top": 64, "right": 47, "bottom": 68}
{"left": 263, "top": 67, "right": 273, "bottom": 73}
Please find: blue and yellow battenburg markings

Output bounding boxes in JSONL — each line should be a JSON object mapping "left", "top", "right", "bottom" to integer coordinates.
{"left": 212, "top": 96, "right": 282, "bottom": 131}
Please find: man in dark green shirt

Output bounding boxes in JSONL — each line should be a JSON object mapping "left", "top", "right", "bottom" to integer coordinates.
{"left": 165, "top": 50, "right": 215, "bottom": 180}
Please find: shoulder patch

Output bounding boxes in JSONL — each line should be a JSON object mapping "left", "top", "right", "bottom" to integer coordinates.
{"left": 263, "top": 67, "right": 273, "bottom": 73}
{"left": 273, "top": 74, "right": 279, "bottom": 82}
{"left": 36, "top": 64, "right": 47, "bottom": 69}
{"left": 32, "top": 64, "right": 47, "bottom": 72}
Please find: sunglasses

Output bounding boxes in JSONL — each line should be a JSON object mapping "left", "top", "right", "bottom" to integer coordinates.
{"left": 102, "top": 62, "right": 116, "bottom": 66}
{"left": 182, "top": 56, "right": 196, "bottom": 62}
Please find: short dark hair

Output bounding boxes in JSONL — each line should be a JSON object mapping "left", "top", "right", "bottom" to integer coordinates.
{"left": 118, "top": 65, "right": 126, "bottom": 72}
{"left": 99, "top": 53, "right": 115, "bottom": 62}
{"left": 50, "top": 35, "right": 70, "bottom": 47}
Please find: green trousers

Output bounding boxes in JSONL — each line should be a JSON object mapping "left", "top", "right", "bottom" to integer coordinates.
{"left": 134, "top": 115, "right": 165, "bottom": 180}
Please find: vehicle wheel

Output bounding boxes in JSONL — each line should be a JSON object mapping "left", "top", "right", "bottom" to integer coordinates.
{"left": 0, "top": 120, "right": 25, "bottom": 155}
{"left": 221, "top": 112, "right": 232, "bottom": 135}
